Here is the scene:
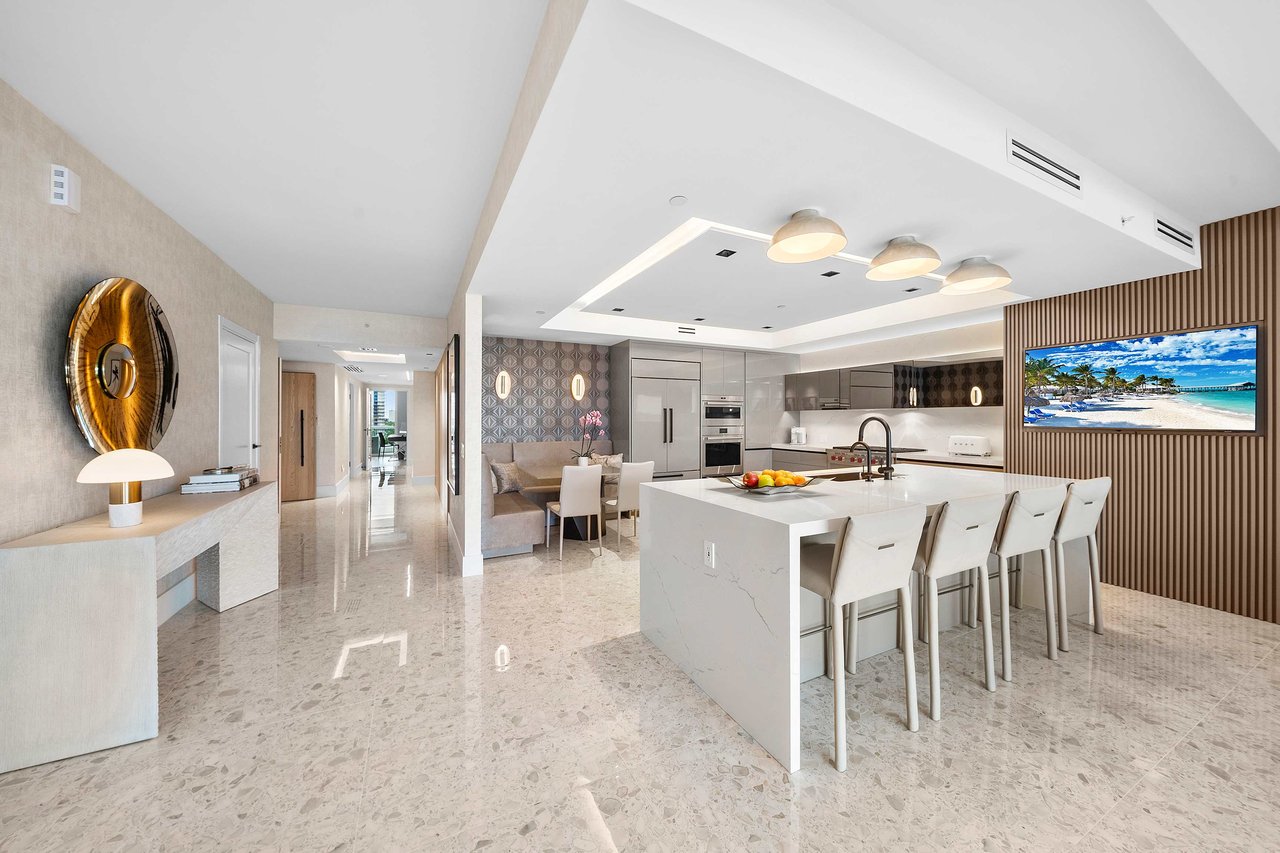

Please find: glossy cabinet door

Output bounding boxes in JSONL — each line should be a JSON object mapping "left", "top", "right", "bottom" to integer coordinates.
{"left": 631, "top": 377, "right": 668, "bottom": 472}
{"left": 723, "top": 350, "right": 745, "bottom": 398}
{"left": 665, "top": 378, "right": 702, "bottom": 473}
{"left": 701, "top": 349, "right": 722, "bottom": 395}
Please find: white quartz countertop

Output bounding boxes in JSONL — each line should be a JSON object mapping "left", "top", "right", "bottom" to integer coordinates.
{"left": 766, "top": 443, "right": 1003, "bottom": 468}
{"left": 646, "top": 467, "right": 1065, "bottom": 531}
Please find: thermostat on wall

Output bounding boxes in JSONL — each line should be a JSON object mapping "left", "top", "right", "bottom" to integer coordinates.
{"left": 50, "top": 164, "right": 81, "bottom": 213}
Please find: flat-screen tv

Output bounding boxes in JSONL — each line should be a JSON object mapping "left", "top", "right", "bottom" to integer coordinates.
{"left": 1023, "top": 324, "right": 1261, "bottom": 433}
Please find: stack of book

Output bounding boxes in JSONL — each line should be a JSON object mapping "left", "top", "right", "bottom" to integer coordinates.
{"left": 181, "top": 466, "right": 260, "bottom": 495}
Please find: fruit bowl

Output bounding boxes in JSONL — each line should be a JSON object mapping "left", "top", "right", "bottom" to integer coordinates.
{"left": 722, "top": 472, "right": 824, "bottom": 496}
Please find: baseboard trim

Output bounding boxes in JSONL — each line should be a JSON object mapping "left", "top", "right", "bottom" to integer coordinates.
{"left": 157, "top": 573, "right": 195, "bottom": 625}
{"left": 411, "top": 474, "right": 436, "bottom": 486}
{"left": 315, "top": 474, "right": 350, "bottom": 498}
{"left": 483, "top": 544, "right": 534, "bottom": 558}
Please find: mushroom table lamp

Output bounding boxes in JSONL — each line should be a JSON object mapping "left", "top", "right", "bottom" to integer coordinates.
{"left": 77, "top": 448, "right": 175, "bottom": 528}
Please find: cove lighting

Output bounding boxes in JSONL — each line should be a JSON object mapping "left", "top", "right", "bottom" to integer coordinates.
{"left": 334, "top": 350, "right": 406, "bottom": 364}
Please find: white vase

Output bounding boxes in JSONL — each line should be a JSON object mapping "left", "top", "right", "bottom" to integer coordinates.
{"left": 577, "top": 456, "right": 589, "bottom": 466}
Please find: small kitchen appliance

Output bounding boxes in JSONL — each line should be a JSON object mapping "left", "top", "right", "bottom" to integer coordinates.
{"left": 790, "top": 426, "right": 807, "bottom": 445}
{"left": 948, "top": 434, "right": 993, "bottom": 457}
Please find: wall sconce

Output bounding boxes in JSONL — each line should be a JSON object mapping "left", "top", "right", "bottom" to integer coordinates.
{"left": 570, "top": 373, "right": 587, "bottom": 402}
{"left": 494, "top": 369, "right": 512, "bottom": 400}
{"left": 970, "top": 385, "right": 983, "bottom": 406}
{"left": 908, "top": 386, "right": 918, "bottom": 408}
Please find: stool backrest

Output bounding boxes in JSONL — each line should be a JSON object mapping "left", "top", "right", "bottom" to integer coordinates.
{"left": 919, "top": 494, "right": 1005, "bottom": 578}
{"left": 1055, "top": 476, "right": 1111, "bottom": 542}
{"left": 559, "top": 465, "right": 603, "bottom": 517}
{"left": 615, "top": 461, "right": 654, "bottom": 513}
{"left": 829, "top": 504, "right": 927, "bottom": 603}
{"left": 994, "top": 484, "right": 1068, "bottom": 558}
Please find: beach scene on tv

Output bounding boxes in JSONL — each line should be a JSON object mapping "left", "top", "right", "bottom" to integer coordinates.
{"left": 1023, "top": 325, "right": 1258, "bottom": 431}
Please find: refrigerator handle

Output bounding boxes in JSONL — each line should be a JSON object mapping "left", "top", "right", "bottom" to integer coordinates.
{"left": 666, "top": 408, "right": 673, "bottom": 444}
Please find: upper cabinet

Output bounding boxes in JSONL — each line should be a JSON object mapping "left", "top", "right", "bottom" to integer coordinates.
{"left": 784, "top": 359, "right": 1003, "bottom": 410}
{"left": 702, "top": 348, "right": 745, "bottom": 398}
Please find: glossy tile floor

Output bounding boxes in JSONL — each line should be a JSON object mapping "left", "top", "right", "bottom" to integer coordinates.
{"left": 3, "top": 472, "right": 1278, "bottom": 851}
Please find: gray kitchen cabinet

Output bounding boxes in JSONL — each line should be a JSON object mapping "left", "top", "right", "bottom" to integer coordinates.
{"left": 745, "top": 351, "right": 797, "bottom": 448}
{"left": 743, "top": 448, "right": 773, "bottom": 472}
{"left": 632, "top": 376, "right": 701, "bottom": 477}
{"left": 701, "top": 349, "right": 746, "bottom": 398}
{"left": 772, "top": 447, "right": 828, "bottom": 472}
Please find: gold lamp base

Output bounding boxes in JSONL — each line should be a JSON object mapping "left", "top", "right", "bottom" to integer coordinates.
{"left": 107, "top": 481, "right": 144, "bottom": 528}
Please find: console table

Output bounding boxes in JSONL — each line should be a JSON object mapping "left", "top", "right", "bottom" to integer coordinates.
{"left": 0, "top": 481, "right": 279, "bottom": 773}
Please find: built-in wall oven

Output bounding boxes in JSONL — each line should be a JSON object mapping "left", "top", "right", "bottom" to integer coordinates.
{"left": 702, "top": 396, "right": 744, "bottom": 428}
{"left": 702, "top": 426, "right": 744, "bottom": 477}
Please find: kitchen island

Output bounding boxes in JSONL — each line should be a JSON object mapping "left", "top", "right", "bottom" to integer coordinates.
{"left": 639, "top": 467, "right": 1071, "bottom": 771}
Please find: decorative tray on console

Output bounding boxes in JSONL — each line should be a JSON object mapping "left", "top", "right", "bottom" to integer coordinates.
{"left": 721, "top": 474, "right": 827, "bottom": 496}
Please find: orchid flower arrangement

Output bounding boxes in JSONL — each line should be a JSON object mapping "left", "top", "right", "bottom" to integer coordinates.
{"left": 574, "top": 410, "right": 606, "bottom": 458}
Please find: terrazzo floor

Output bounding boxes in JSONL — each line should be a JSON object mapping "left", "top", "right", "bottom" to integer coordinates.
{"left": 2, "top": 472, "right": 1278, "bottom": 851}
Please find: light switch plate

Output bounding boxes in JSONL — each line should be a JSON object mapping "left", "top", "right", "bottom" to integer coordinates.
{"left": 703, "top": 541, "right": 715, "bottom": 568}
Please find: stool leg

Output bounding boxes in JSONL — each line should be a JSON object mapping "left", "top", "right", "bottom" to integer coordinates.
{"left": 899, "top": 585, "right": 918, "bottom": 733}
{"left": 1088, "top": 533, "right": 1104, "bottom": 635}
{"left": 977, "top": 563, "right": 995, "bottom": 692}
{"left": 1041, "top": 547, "right": 1059, "bottom": 661}
{"left": 998, "top": 555, "right": 1012, "bottom": 682}
{"left": 967, "top": 569, "right": 978, "bottom": 628}
{"left": 927, "top": 576, "right": 941, "bottom": 721}
{"left": 832, "top": 596, "right": 847, "bottom": 772}
{"left": 1055, "top": 540, "right": 1070, "bottom": 652}
{"left": 845, "top": 601, "right": 858, "bottom": 674}
{"left": 545, "top": 508, "right": 551, "bottom": 549}
{"left": 824, "top": 600, "right": 834, "bottom": 681}
{"left": 1013, "top": 553, "right": 1024, "bottom": 609}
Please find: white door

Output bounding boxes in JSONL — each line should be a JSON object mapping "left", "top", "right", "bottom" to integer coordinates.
{"left": 218, "top": 319, "right": 259, "bottom": 469}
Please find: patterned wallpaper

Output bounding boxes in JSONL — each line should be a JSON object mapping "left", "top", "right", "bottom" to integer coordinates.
{"left": 480, "top": 337, "right": 610, "bottom": 443}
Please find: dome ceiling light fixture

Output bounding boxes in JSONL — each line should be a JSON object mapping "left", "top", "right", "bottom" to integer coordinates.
{"left": 866, "top": 235, "right": 942, "bottom": 281}
{"left": 940, "top": 256, "right": 1012, "bottom": 295}
{"left": 766, "top": 209, "right": 847, "bottom": 263}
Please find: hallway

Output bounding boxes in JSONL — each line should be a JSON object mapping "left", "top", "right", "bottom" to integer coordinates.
{"left": 1, "top": 474, "right": 1278, "bottom": 851}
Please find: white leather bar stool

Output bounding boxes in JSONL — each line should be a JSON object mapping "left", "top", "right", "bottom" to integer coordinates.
{"left": 799, "top": 503, "right": 927, "bottom": 771}
{"left": 602, "top": 461, "right": 654, "bottom": 549}
{"left": 1052, "top": 477, "right": 1112, "bottom": 651}
{"left": 913, "top": 494, "right": 1005, "bottom": 721}
{"left": 546, "top": 464, "right": 604, "bottom": 559}
{"left": 988, "top": 485, "right": 1068, "bottom": 680}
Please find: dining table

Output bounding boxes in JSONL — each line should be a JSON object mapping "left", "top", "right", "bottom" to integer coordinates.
{"left": 517, "top": 463, "right": 621, "bottom": 541}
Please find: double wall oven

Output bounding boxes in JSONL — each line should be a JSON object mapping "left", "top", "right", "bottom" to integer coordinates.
{"left": 701, "top": 395, "right": 744, "bottom": 476}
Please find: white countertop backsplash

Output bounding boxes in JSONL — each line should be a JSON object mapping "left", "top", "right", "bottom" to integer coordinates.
{"left": 779, "top": 407, "right": 1005, "bottom": 465}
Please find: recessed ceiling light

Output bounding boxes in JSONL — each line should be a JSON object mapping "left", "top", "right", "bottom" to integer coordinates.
{"left": 693, "top": 317, "right": 706, "bottom": 322}
{"left": 820, "top": 270, "right": 840, "bottom": 277}
{"left": 776, "top": 304, "right": 786, "bottom": 309}
{"left": 867, "top": 235, "right": 942, "bottom": 281}
{"left": 715, "top": 249, "right": 736, "bottom": 258}
{"left": 334, "top": 349, "right": 406, "bottom": 364}
{"left": 904, "top": 287, "right": 920, "bottom": 293}
{"left": 359, "top": 346, "right": 378, "bottom": 352}
{"left": 762, "top": 325, "right": 773, "bottom": 330}
{"left": 535, "top": 310, "right": 546, "bottom": 315}
{"left": 767, "top": 209, "right": 847, "bottom": 263}
{"left": 669, "top": 195, "right": 687, "bottom": 206}
{"left": 612, "top": 307, "right": 625, "bottom": 312}
{"left": 941, "top": 256, "right": 1012, "bottom": 295}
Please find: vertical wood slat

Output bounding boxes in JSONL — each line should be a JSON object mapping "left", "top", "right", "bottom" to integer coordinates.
{"left": 1005, "top": 206, "right": 1278, "bottom": 624}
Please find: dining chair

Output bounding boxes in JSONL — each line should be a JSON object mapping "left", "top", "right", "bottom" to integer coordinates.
{"left": 986, "top": 484, "right": 1068, "bottom": 681}
{"left": 1052, "top": 477, "right": 1112, "bottom": 651}
{"left": 913, "top": 494, "right": 1005, "bottom": 721}
{"left": 546, "top": 464, "right": 604, "bottom": 560}
{"left": 602, "top": 461, "right": 654, "bottom": 548}
{"left": 799, "top": 503, "right": 927, "bottom": 771}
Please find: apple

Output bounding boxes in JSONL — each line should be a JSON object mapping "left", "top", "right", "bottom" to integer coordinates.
{"left": 742, "top": 472, "right": 759, "bottom": 488}
{"left": 758, "top": 474, "right": 775, "bottom": 488}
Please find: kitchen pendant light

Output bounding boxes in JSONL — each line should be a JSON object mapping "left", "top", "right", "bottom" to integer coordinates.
{"left": 940, "top": 256, "right": 1012, "bottom": 295}
{"left": 866, "top": 235, "right": 941, "bottom": 281}
{"left": 767, "top": 209, "right": 847, "bottom": 263}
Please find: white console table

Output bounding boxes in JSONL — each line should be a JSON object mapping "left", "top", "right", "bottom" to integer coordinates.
{"left": 0, "top": 481, "right": 279, "bottom": 773}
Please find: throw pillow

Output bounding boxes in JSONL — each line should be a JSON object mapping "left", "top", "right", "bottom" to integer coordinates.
{"left": 490, "top": 461, "right": 522, "bottom": 495}
{"left": 591, "top": 452, "right": 624, "bottom": 485}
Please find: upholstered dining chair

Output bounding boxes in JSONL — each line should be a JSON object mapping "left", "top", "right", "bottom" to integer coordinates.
{"left": 602, "top": 461, "right": 654, "bottom": 548}
{"left": 546, "top": 464, "right": 604, "bottom": 559}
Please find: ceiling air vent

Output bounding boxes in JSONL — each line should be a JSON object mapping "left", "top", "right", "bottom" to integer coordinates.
{"left": 1006, "top": 133, "right": 1082, "bottom": 197}
{"left": 342, "top": 364, "right": 364, "bottom": 373}
{"left": 677, "top": 326, "right": 697, "bottom": 335}
{"left": 1155, "top": 217, "right": 1196, "bottom": 253}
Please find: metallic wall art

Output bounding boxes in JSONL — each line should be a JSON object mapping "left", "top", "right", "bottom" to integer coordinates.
{"left": 65, "top": 277, "right": 179, "bottom": 452}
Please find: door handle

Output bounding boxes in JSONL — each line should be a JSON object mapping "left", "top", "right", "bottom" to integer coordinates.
{"left": 252, "top": 443, "right": 262, "bottom": 449}
{"left": 299, "top": 410, "right": 305, "bottom": 467}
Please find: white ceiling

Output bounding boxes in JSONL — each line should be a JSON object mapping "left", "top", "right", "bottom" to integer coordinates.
{"left": 833, "top": 0, "right": 1280, "bottom": 226}
{"left": 474, "top": 0, "right": 1196, "bottom": 350}
{"left": 277, "top": 340, "right": 439, "bottom": 387}
{"left": 0, "top": 0, "right": 547, "bottom": 315}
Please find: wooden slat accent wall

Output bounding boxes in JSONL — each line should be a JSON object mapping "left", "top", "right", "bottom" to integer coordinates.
{"left": 1004, "top": 206, "right": 1278, "bottom": 623}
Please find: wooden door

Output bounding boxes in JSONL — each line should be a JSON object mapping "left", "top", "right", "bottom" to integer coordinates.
{"left": 280, "top": 372, "right": 316, "bottom": 502}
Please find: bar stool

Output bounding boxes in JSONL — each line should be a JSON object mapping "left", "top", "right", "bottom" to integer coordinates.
{"left": 1052, "top": 477, "right": 1112, "bottom": 651}
{"left": 602, "top": 461, "right": 654, "bottom": 549}
{"left": 987, "top": 485, "right": 1068, "bottom": 681}
{"left": 913, "top": 494, "right": 1005, "bottom": 721}
{"left": 799, "top": 503, "right": 927, "bottom": 771}
{"left": 546, "top": 464, "right": 604, "bottom": 559}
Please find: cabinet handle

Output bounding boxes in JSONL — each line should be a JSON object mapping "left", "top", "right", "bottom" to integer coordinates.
{"left": 299, "top": 410, "right": 305, "bottom": 467}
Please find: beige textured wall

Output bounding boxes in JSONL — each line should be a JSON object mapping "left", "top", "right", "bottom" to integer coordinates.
{"left": 0, "top": 80, "right": 277, "bottom": 544}
{"left": 409, "top": 370, "right": 437, "bottom": 481}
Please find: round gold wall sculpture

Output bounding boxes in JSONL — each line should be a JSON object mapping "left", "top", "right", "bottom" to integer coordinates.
{"left": 65, "top": 278, "right": 179, "bottom": 452}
